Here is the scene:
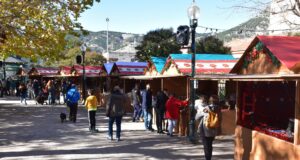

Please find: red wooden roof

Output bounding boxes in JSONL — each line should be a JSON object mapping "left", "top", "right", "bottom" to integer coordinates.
{"left": 60, "top": 66, "right": 72, "bottom": 75}
{"left": 73, "top": 65, "right": 102, "bottom": 77}
{"left": 257, "top": 36, "right": 300, "bottom": 69}
{"left": 29, "top": 67, "right": 59, "bottom": 76}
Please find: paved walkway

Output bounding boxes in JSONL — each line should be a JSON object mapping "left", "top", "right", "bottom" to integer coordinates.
{"left": 0, "top": 96, "right": 234, "bottom": 160}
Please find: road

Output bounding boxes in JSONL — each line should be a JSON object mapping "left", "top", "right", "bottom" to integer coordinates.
{"left": 0, "top": 96, "right": 234, "bottom": 160}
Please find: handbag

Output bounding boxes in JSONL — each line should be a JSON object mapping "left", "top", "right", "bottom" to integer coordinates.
{"left": 205, "top": 110, "right": 220, "bottom": 128}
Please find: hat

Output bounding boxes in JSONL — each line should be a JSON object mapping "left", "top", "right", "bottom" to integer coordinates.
{"left": 113, "top": 85, "right": 121, "bottom": 91}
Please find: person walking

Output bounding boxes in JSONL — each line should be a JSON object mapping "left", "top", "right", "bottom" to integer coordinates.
{"left": 66, "top": 84, "right": 80, "bottom": 123}
{"left": 198, "top": 95, "right": 221, "bottom": 160}
{"left": 165, "top": 93, "right": 188, "bottom": 136}
{"left": 141, "top": 84, "right": 154, "bottom": 131}
{"left": 106, "top": 85, "right": 126, "bottom": 141}
{"left": 19, "top": 83, "right": 27, "bottom": 105}
{"left": 131, "top": 83, "right": 142, "bottom": 122}
{"left": 155, "top": 89, "right": 168, "bottom": 134}
{"left": 85, "top": 89, "right": 99, "bottom": 133}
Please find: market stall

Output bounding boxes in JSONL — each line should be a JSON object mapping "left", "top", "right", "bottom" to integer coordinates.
{"left": 229, "top": 36, "right": 300, "bottom": 159}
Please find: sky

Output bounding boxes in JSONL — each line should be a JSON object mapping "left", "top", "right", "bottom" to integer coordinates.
{"left": 78, "top": 0, "right": 258, "bottom": 34}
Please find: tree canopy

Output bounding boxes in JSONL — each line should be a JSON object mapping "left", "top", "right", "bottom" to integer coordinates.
{"left": 195, "top": 36, "right": 231, "bottom": 54}
{"left": 135, "top": 28, "right": 181, "bottom": 61}
{"left": 0, "top": 0, "right": 100, "bottom": 62}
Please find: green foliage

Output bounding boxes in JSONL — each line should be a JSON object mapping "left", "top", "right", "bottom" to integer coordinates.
{"left": 85, "top": 52, "right": 107, "bottom": 65}
{"left": 196, "top": 36, "right": 231, "bottom": 54}
{"left": 0, "top": 0, "right": 100, "bottom": 61}
{"left": 135, "top": 28, "right": 181, "bottom": 61}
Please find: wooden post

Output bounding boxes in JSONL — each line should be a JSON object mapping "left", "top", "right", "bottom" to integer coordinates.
{"left": 235, "top": 81, "right": 240, "bottom": 124}
{"left": 294, "top": 80, "right": 300, "bottom": 145}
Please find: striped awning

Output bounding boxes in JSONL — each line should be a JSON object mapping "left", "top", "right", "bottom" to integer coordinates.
{"left": 115, "top": 62, "right": 147, "bottom": 75}
{"left": 174, "top": 59, "right": 237, "bottom": 74}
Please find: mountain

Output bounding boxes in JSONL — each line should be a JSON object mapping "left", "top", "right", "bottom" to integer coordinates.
{"left": 80, "top": 31, "right": 144, "bottom": 52}
{"left": 216, "top": 12, "right": 270, "bottom": 42}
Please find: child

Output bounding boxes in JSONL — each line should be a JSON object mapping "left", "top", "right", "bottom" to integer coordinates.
{"left": 195, "top": 95, "right": 208, "bottom": 122}
{"left": 85, "top": 89, "right": 98, "bottom": 132}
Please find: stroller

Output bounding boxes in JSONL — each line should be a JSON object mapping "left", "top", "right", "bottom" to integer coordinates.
{"left": 35, "top": 91, "right": 48, "bottom": 105}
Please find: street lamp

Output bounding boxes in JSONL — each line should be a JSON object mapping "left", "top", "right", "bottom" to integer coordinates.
{"left": 80, "top": 43, "right": 87, "bottom": 102}
{"left": 187, "top": 0, "right": 200, "bottom": 143}
{"left": 106, "top": 17, "right": 109, "bottom": 62}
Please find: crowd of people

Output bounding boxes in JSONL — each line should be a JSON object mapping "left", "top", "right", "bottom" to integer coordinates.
{"left": 0, "top": 78, "right": 73, "bottom": 105}
{"left": 129, "top": 82, "right": 221, "bottom": 160}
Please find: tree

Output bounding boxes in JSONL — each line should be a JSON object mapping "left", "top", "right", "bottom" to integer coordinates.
{"left": 196, "top": 36, "right": 231, "bottom": 54}
{"left": 0, "top": 0, "right": 100, "bottom": 62}
{"left": 229, "top": 0, "right": 300, "bottom": 26}
{"left": 135, "top": 28, "right": 181, "bottom": 61}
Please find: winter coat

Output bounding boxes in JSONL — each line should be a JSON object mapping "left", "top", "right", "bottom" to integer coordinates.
{"left": 165, "top": 96, "right": 188, "bottom": 120}
{"left": 66, "top": 87, "right": 80, "bottom": 104}
{"left": 106, "top": 91, "right": 126, "bottom": 117}
{"left": 198, "top": 104, "right": 221, "bottom": 137}
{"left": 131, "top": 88, "right": 141, "bottom": 105}
{"left": 156, "top": 91, "right": 168, "bottom": 111}
{"left": 141, "top": 89, "right": 152, "bottom": 109}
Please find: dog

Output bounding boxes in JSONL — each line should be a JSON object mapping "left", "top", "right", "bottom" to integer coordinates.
{"left": 60, "top": 112, "right": 67, "bottom": 123}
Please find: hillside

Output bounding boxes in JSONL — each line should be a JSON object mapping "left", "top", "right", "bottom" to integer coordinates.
{"left": 83, "top": 31, "right": 143, "bottom": 52}
{"left": 216, "top": 13, "right": 269, "bottom": 42}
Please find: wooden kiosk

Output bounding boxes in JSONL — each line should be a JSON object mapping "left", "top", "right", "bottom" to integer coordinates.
{"left": 229, "top": 36, "right": 300, "bottom": 159}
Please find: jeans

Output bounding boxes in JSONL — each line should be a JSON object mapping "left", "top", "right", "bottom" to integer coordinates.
{"left": 133, "top": 104, "right": 142, "bottom": 121}
{"left": 143, "top": 108, "right": 153, "bottom": 130}
{"left": 202, "top": 136, "right": 215, "bottom": 160}
{"left": 20, "top": 95, "right": 27, "bottom": 105}
{"left": 108, "top": 116, "right": 122, "bottom": 139}
{"left": 69, "top": 103, "right": 78, "bottom": 122}
{"left": 167, "top": 119, "right": 177, "bottom": 135}
{"left": 88, "top": 110, "right": 96, "bottom": 130}
{"left": 155, "top": 108, "right": 164, "bottom": 132}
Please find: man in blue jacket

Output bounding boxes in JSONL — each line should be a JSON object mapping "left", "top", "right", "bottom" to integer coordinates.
{"left": 66, "top": 84, "right": 80, "bottom": 123}
{"left": 141, "top": 84, "right": 154, "bottom": 131}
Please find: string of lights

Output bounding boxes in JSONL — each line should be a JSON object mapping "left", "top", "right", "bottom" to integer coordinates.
{"left": 197, "top": 25, "right": 300, "bottom": 34}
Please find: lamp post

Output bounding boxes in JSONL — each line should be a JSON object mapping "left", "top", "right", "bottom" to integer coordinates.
{"left": 80, "top": 43, "right": 87, "bottom": 102}
{"left": 187, "top": 0, "right": 200, "bottom": 143}
{"left": 106, "top": 17, "right": 109, "bottom": 62}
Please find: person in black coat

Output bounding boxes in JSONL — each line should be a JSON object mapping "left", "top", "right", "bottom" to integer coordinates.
{"left": 155, "top": 89, "right": 168, "bottom": 134}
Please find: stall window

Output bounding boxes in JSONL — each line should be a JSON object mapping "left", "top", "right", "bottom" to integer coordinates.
{"left": 238, "top": 81, "right": 295, "bottom": 142}
{"left": 218, "top": 80, "right": 226, "bottom": 101}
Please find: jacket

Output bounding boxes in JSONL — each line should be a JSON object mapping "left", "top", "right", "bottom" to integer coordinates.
{"left": 66, "top": 87, "right": 80, "bottom": 104}
{"left": 156, "top": 91, "right": 168, "bottom": 111}
{"left": 106, "top": 91, "right": 126, "bottom": 117}
{"left": 85, "top": 95, "right": 98, "bottom": 111}
{"left": 131, "top": 88, "right": 141, "bottom": 105}
{"left": 165, "top": 96, "right": 188, "bottom": 120}
{"left": 198, "top": 104, "right": 221, "bottom": 137}
{"left": 141, "top": 89, "right": 152, "bottom": 109}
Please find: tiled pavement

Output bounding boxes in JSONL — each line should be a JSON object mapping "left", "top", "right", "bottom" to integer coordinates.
{"left": 0, "top": 97, "right": 234, "bottom": 160}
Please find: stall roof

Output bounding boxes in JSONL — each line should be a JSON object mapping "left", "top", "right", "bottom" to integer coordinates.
{"left": 60, "top": 66, "right": 72, "bottom": 75}
{"left": 73, "top": 65, "right": 102, "bottom": 77}
{"left": 193, "top": 74, "right": 300, "bottom": 81}
{"left": 150, "top": 57, "right": 167, "bottom": 73}
{"left": 257, "top": 36, "right": 300, "bottom": 69}
{"left": 103, "top": 63, "right": 115, "bottom": 75}
{"left": 28, "top": 67, "right": 59, "bottom": 76}
{"left": 115, "top": 62, "right": 147, "bottom": 75}
{"left": 231, "top": 36, "right": 300, "bottom": 73}
{"left": 166, "top": 53, "right": 237, "bottom": 74}
{"left": 120, "top": 75, "right": 185, "bottom": 80}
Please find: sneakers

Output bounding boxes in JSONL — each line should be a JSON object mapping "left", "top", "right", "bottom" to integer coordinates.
{"left": 107, "top": 136, "right": 113, "bottom": 140}
{"left": 116, "top": 138, "right": 121, "bottom": 142}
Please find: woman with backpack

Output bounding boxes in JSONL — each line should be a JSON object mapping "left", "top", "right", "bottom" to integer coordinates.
{"left": 198, "top": 95, "right": 221, "bottom": 160}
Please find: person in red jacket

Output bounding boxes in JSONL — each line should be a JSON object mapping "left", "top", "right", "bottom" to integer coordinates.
{"left": 165, "top": 93, "right": 188, "bottom": 136}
